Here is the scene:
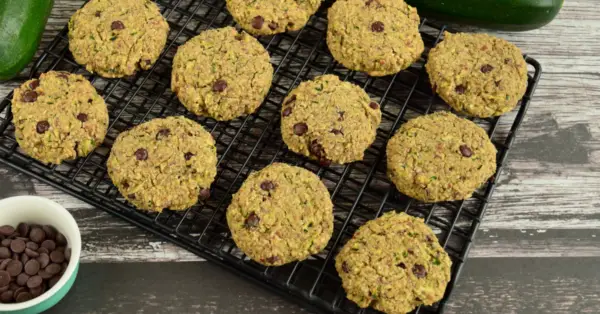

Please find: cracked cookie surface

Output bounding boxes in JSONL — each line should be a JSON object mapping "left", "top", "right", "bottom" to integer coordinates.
{"left": 335, "top": 212, "right": 451, "bottom": 314}
{"left": 327, "top": 0, "right": 424, "bottom": 76}
{"left": 280, "top": 75, "right": 381, "bottom": 165}
{"left": 11, "top": 71, "right": 108, "bottom": 164}
{"left": 171, "top": 27, "right": 273, "bottom": 121}
{"left": 226, "top": 0, "right": 322, "bottom": 36}
{"left": 107, "top": 116, "right": 217, "bottom": 212}
{"left": 426, "top": 32, "right": 528, "bottom": 117}
{"left": 226, "top": 163, "right": 333, "bottom": 266}
{"left": 386, "top": 111, "right": 496, "bottom": 202}
{"left": 68, "top": 0, "right": 170, "bottom": 78}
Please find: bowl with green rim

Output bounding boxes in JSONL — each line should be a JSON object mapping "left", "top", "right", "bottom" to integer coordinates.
{"left": 0, "top": 196, "right": 81, "bottom": 314}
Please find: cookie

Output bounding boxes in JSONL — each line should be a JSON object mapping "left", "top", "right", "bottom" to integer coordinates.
{"left": 171, "top": 27, "right": 273, "bottom": 121}
{"left": 68, "top": 0, "right": 170, "bottom": 78}
{"left": 327, "top": 0, "right": 424, "bottom": 76}
{"left": 226, "top": 0, "right": 321, "bottom": 36}
{"left": 107, "top": 116, "right": 217, "bottom": 212}
{"left": 11, "top": 71, "right": 109, "bottom": 164}
{"left": 335, "top": 212, "right": 452, "bottom": 314}
{"left": 280, "top": 75, "right": 381, "bottom": 165}
{"left": 386, "top": 111, "right": 497, "bottom": 202}
{"left": 426, "top": 32, "right": 528, "bottom": 118}
{"left": 226, "top": 163, "right": 333, "bottom": 266}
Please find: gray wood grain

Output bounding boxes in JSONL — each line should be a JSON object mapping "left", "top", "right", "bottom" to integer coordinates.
{"left": 1, "top": 0, "right": 600, "bottom": 313}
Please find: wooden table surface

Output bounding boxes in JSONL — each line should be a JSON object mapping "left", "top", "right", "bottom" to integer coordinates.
{"left": 1, "top": 1, "right": 599, "bottom": 313}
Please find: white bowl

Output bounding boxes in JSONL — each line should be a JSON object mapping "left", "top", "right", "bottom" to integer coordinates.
{"left": 0, "top": 196, "right": 81, "bottom": 314}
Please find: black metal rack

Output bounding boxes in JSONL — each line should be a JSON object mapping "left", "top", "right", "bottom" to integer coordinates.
{"left": 0, "top": 0, "right": 541, "bottom": 313}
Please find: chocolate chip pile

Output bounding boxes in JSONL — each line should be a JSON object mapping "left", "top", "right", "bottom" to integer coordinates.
{"left": 0, "top": 223, "right": 70, "bottom": 303}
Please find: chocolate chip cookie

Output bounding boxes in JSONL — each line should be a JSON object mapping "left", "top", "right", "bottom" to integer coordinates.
{"left": 386, "top": 111, "right": 497, "bottom": 202}
{"left": 107, "top": 116, "right": 217, "bottom": 212}
{"left": 226, "top": 0, "right": 322, "bottom": 36}
{"left": 327, "top": 0, "right": 424, "bottom": 76}
{"left": 68, "top": 0, "right": 170, "bottom": 78}
{"left": 280, "top": 75, "right": 381, "bottom": 165}
{"left": 226, "top": 163, "right": 333, "bottom": 266}
{"left": 426, "top": 32, "right": 529, "bottom": 118}
{"left": 11, "top": 71, "right": 108, "bottom": 164}
{"left": 171, "top": 27, "right": 273, "bottom": 121}
{"left": 336, "top": 212, "right": 452, "bottom": 314}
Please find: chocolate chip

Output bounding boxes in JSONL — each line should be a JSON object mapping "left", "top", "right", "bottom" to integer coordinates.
{"left": 319, "top": 158, "right": 332, "bottom": 167}
{"left": 94, "top": 11, "right": 101, "bottom": 17}
{"left": 480, "top": 64, "right": 494, "bottom": 73}
{"left": 1, "top": 239, "right": 9, "bottom": 248}
{"left": 135, "top": 148, "right": 148, "bottom": 161}
{"left": 36, "top": 121, "right": 50, "bottom": 134}
{"left": 371, "top": 21, "right": 385, "bottom": 32}
{"left": 88, "top": 98, "right": 93, "bottom": 103}
{"left": 244, "top": 212, "right": 260, "bottom": 229}
{"left": 0, "top": 285, "right": 7, "bottom": 293}
{"left": 28, "top": 80, "right": 40, "bottom": 90}
{"left": 342, "top": 262, "right": 350, "bottom": 273}
{"left": 459, "top": 144, "right": 473, "bottom": 157}
{"left": 24, "top": 248, "right": 39, "bottom": 258}
{"left": 156, "top": 128, "right": 171, "bottom": 140}
{"left": 260, "top": 181, "right": 275, "bottom": 191}
{"left": 6, "top": 260, "right": 23, "bottom": 277}
{"left": 55, "top": 233, "right": 67, "bottom": 246}
{"left": 16, "top": 273, "right": 29, "bottom": 286}
{"left": 76, "top": 113, "right": 88, "bottom": 122}
{"left": 16, "top": 291, "right": 32, "bottom": 302}
{"left": 42, "top": 226, "right": 56, "bottom": 240}
{"left": 0, "top": 290, "right": 12, "bottom": 303}
{"left": 26, "top": 275, "right": 42, "bottom": 288}
{"left": 397, "top": 262, "right": 406, "bottom": 269}
{"left": 127, "top": 194, "right": 136, "bottom": 200}
{"left": 455, "top": 85, "right": 466, "bottom": 94}
{"left": 24, "top": 260, "right": 40, "bottom": 276}
{"left": 0, "top": 271, "right": 9, "bottom": 287}
{"left": 251, "top": 16, "right": 264, "bottom": 29}
{"left": 111, "top": 20, "right": 125, "bottom": 30}
{"left": 45, "top": 263, "right": 61, "bottom": 276}
{"left": 0, "top": 259, "right": 10, "bottom": 271}
{"left": 17, "top": 224, "right": 29, "bottom": 238}
{"left": 20, "top": 253, "right": 29, "bottom": 265}
{"left": 235, "top": 34, "right": 244, "bottom": 41}
{"left": 0, "top": 226, "right": 14, "bottom": 237}
{"left": 10, "top": 239, "right": 25, "bottom": 254}
{"left": 309, "top": 140, "right": 325, "bottom": 158}
{"left": 212, "top": 79, "right": 227, "bottom": 92}
{"left": 282, "top": 107, "right": 292, "bottom": 117}
{"left": 50, "top": 250, "right": 65, "bottom": 264}
{"left": 268, "top": 21, "right": 278, "bottom": 30}
{"left": 407, "top": 249, "right": 414, "bottom": 255}
{"left": 266, "top": 256, "right": 279, "bottom": 264}
{"left": 199, "top": 188, "right": 211, "bottom": 201}
{"left": 0, "top": 247, "right": 10, "bottom": 259}
{"left": 426, "top": 235, "right": 434, "bottom": 243}
{"left": 56, "top": 72, "right": 69, "bottom": 79}
{"left": 37, "top": 253, "right": 49, "bottom": 269}
{"left": 13, "top": 287, "right": 26, "bottom": 299}
{"left": 412, "top": 264, "right": 427, "bottom": 278}
{"left": 287, "top": 22, "right": 294, "bottom": 28}
{"left": 331, "top": 129, "right": 343, "bottom": 135}
{"left": 29, "top": 228, "right": 45, "bottom": 244}
{"left": 184, "top": 152, "right": 195, "bottom": 160}
{"left": 38, "top": 270, "right": 52, "bottom": 280}
{"left": 30, "top": 285, "right": 43, "bottom": 297}
{"left": 22, "top": 90, "right": 38, "bottom": 103}
{"left": 37, "top": 247, "right": 49, "bottom": 255}
{"left": 293, "top": 123, "right": 308, "bottom": 136}
{"left": 504, "top": 58, "right": 511, "bottom": 64}
{"left": 369, "top": 101, "right": 379, "bottom": 109}
{"left": 337, "top": 111, "right": 345, "bottom": 121}
{"left": 284, "top": 95, "right": 296, "bottom": 106}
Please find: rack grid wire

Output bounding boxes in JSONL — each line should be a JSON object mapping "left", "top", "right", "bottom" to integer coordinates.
{"left": 0, "top": 0, "right": 542, "bottom": 313}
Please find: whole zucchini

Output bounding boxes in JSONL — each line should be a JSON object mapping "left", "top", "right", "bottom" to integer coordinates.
{"left": 406, "top": 0, "right": 564, "bottom": 31}
{"left": 0, "top": 0, "right": 54, "bottom": 81}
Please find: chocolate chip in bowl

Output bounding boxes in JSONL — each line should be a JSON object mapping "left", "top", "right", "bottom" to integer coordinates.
{"left": 0, "top": 196, "right": 81, "bottom": 313}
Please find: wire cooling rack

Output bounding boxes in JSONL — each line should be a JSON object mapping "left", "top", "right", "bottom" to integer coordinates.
{"left": 0, "top": 0, "right": 541, "bottom": 313}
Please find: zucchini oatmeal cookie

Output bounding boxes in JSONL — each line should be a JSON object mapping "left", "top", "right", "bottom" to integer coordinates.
{"left": 107, "top": 116, "right": 217, "bottom": 212}
{"left": 171, "top": 27, "right": 273, "bottom": 121}
{"left": 226, "top": 163, "right": 333, "bottom": 266}
{"left": 68, "top": 0, "right": 170, "bottom": 78}
{"left": 327, "top": 0, "right": 424, "bottom": 76}
{"left": 226, "top": 0, "right": 321, "bottom": 36}
{"left": 336, "top": 212, "right": 451, "bottom": 314}
{"left": 280, "top": 75, "right": 381, "bottom": 165}
{"left": 386, "top": 111, "right": 496, "bottom": 202}
{"left": 426, "top": 32, "right": 528, "bottom": 118}
{"left": 11, "top": 71, "right": 108, "bottom": 164}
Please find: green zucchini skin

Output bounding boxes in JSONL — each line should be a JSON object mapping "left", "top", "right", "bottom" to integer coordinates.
{"left": 0, "top": 0, "right": 54, "bottom": 81}
{"left": 406, "top": 0, "right": 564, "bottom": 31}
